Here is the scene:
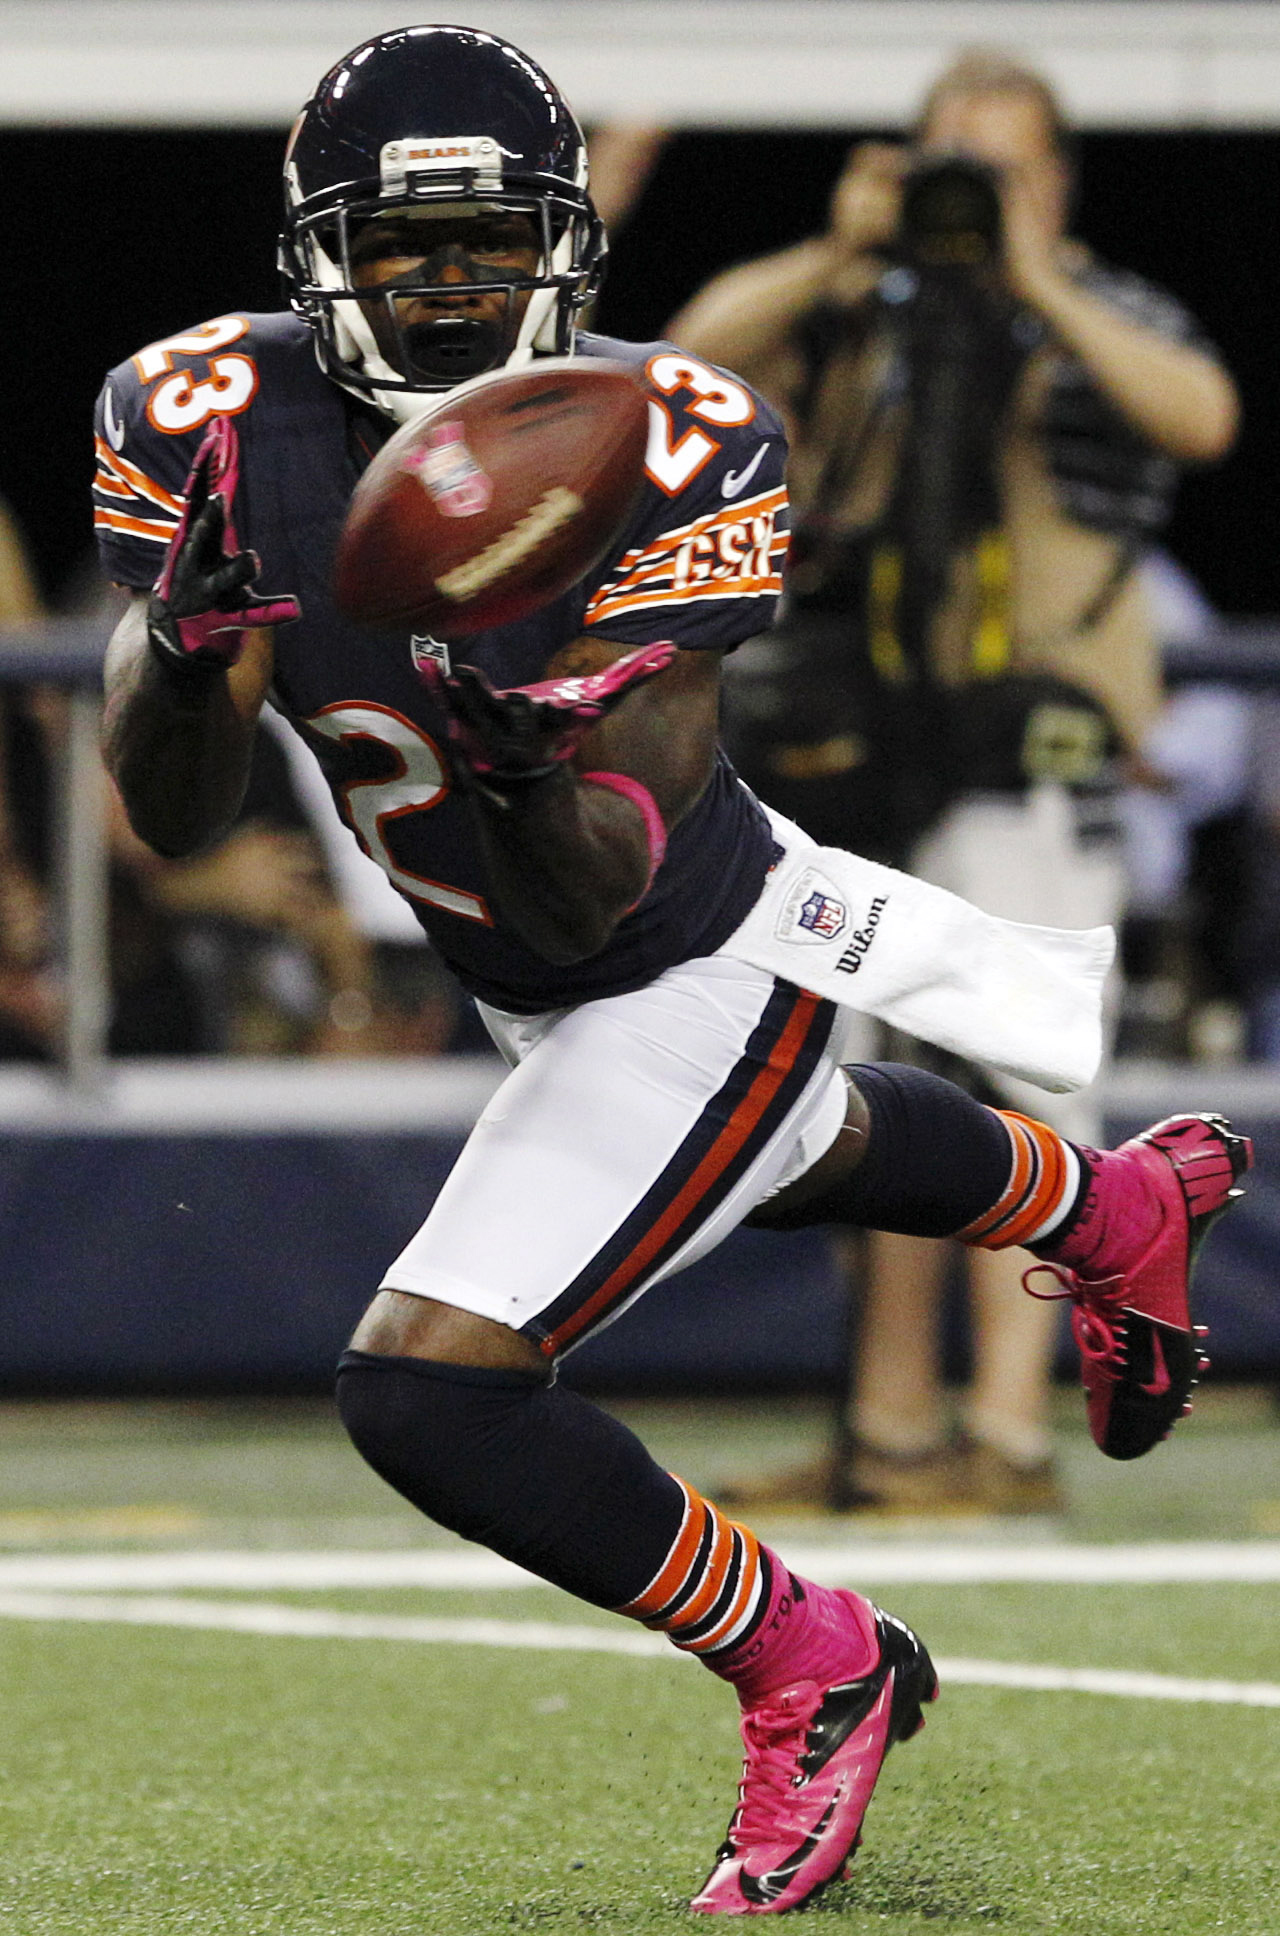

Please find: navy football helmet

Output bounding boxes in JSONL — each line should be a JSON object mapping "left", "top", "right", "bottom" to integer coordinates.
{"left": 280, "top": 24, "right": 606, "bottom": 420}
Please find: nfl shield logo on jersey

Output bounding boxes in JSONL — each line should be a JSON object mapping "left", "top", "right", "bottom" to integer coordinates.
{"left": 411, "top": 635, "right": 452, "bottom": 678}
{"left": 798, "top": 889, "right": 847, "bottom": 939}
{"left": 773, "top": 868, "right": 852, "bottom": 947}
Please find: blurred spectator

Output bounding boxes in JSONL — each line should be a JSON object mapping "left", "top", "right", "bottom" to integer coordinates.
{"left": 1117, "top": 554, "right": 1253, "bottom": 1061}
{"left": 110, "top": 712, "right": 462, "bottom": 1058}
{"left": 577, "top": 123, "right": 669, "bottom": 334}
{"left": 73, "top": 577, "right": 465, "bottom": 1059}
{"left": 2, "top": 653, "right": 460, "bottom": 1061}
{"left": 1228, "top": 690, "right": 1280, "bottom": 1060}
{"left": 252, "top": 707, "right": 466, "bottom": 1054}
{"left": 107, "top": 722, "right": 376, "bottom": 1055}
{"left": 670, "top": 49, "right": 1238, "bottom": 1513}
{"left": 585, "top": 125, "right": 668, "bottom": 233}
{"left": 0, "top": 501, "right": 58, "bottom": 1056}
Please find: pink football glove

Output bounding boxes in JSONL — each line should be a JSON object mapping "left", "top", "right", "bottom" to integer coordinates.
{"left": 418, "top": 641, "right": 677, "bottom": 795}
{"left": 147, "top": 416, "right": 301, "bottom": 676}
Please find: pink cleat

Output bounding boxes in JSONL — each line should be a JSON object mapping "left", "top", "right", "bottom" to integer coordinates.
{"left": 1028, "top": 1113, "right": 1252, "bottom": 1461}
{"left": 690, "top": 1599, "right": 937, "bottom": 1915}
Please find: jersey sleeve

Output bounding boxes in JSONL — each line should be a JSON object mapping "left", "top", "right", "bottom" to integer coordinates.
{"left": 92, "top": 313, "right": 260, "bottom": 589}
{"left": 580, "top": 349, "right": 790, "bottom": 652}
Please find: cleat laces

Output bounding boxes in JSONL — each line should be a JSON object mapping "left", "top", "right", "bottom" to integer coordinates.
{"left": 730, "top": 1693, "right": 821, "bottom": 1851}
{"left": 1022, "top": 1261, "right": 1130, "bottom": 1379}
{"left": 1021, "top": 1115, "right": 1246, "bottom": 1459}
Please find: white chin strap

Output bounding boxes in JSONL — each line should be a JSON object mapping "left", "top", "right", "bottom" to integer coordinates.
{"left": 327, "top": 295, "right": 433, "bottom": 425}
{"left": 316, "top": 232, "right": 575, "bottom": 425}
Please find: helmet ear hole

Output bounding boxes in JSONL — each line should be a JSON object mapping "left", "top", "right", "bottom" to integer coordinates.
{"left": 279, "top": 24, "right": 605, "bottom": 418}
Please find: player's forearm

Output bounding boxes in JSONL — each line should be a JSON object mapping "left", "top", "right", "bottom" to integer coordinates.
{"left": 102, "top": 603, "right": 264, "bottom": 858}
{"left": 1030, "top": 274, "right": 1239, "bottom": 464}
{"left": 471, "top": 772, "right": 653, "bottom": 963}
{"left": 103, "top": 661, "right": 257, "bottom": 858}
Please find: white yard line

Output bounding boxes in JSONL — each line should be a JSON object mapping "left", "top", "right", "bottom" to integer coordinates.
{"left": 1, "top": 1541, "right": 1279, "bottom": 1593}
{"left": 0, "top": 1590, "right": 1277, "bottom": 1708}
{"left": 934, "top": 1656, "right": 1280, "bottom": 1708}
{"left": 0, "top": 1551, "right": 538, "bottom": 1592}
{"left": 776, "top": 1541, "right": 1280, "bottom": 1584}
{"left": 0, "top": 1592, "right": 667, "bottom": 1657}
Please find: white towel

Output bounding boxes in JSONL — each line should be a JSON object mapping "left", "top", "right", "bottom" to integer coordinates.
{"left": 718, "top": 807, "right": 1115, "bottom": 1093}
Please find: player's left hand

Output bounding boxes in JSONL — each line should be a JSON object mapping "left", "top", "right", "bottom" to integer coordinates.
{"left": 419, "top": 641, "right": 676, "bottom": 793}
{"left": 146, "top": 416, "right": 302, "bottom": 677}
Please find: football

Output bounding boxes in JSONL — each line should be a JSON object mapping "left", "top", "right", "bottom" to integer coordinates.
{"left": 333, "top": 359, "right": 650, "bottom": 635}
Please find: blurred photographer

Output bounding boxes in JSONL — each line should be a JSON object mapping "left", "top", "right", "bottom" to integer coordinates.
{"left": 670, "top": 50, "right": 1238, "bottom": 1514}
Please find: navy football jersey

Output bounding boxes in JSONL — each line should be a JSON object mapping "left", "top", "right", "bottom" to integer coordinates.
{"left": 94, "top": 313, "right": 788, "bottom": 1011}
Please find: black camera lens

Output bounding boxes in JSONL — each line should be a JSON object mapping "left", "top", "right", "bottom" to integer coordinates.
{"left": 898, "top": 154, "right": 1003, "bottom": 267}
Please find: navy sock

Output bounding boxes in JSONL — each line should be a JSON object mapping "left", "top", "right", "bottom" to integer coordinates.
{"left": 336, "top": 1350, "right": 687, "bottom": 1609}
{"left": 750, "top": 1060, "right": 1015, "bottom": 1237}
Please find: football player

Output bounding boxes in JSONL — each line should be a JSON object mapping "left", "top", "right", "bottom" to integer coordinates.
{"left": 97, "top": 24, "right": 1250, "bottom": 1916}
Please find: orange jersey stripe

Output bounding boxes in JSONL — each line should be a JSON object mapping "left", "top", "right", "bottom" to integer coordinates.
{"left": 603, "top": 486, "right": 788, "bottom": 570}
{"left": 546, "top": 991, "right": 822, "bottom": 1354}
{"left": 587, "top": 524, "right": 786, "bottom": 584}
{"left": 91, "top": 468, "right": 137, "bottom": 503}
{"left": 584, "top": 540, "right": 787, "bottom": 614}
{"left": 585, "top": 573, "right": 783, "bottom": 628}
{"left": 593, "top": 528, "right": 789, "bottom": 588}
{"left": 589, "top": 547, "right": 786, "bottom": 601}
{"left": 584, "top": 490, "right": 788, "bottom": 628}
{"left": 94, "top": 439, "right": 185, "bottom": 515}
{"left": 93, "top": 506, "right": 180, "bottom": 542}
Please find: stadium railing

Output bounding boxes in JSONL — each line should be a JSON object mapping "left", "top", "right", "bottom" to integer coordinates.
{"left": 2, "top": 617, "right": 1278, "bottom": 1392}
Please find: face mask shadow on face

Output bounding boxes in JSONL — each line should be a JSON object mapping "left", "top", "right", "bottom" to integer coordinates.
{"left": 374, "top": 239, "right": 537, "bottom": 291}
{"left": 349, "top": 214, "right": 544, "bottom": 384}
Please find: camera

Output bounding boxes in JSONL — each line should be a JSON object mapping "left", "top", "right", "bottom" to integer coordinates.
{"left": 896, "top": 153, "right": 1003, "bottom": 269}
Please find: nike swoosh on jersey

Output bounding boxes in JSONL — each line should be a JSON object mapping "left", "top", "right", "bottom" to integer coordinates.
{"left": 102, "top": 385, "right": 126, "bottom": 452}
{"left": 721, "top": 443, "right": 768, "bottom": 499}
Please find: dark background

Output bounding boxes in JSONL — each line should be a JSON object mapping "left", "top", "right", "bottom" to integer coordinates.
{"left": 3, "top": 125, "right": 1276, "bottom": 611}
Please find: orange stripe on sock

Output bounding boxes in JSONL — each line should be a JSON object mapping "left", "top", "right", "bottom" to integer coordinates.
{"left": 618, "top": 1485, "right": 767, "bottom": 1656}
{"left": 652, "top": 1509, "right": 735, "bottom": 1635}
{"left": 546, "top": 991, "right": 823, "bottom": 1354}
{"left": 683, "top": 1522, "right": 763, "bottom": 1654}
{"left": 957, "top": 1114, "right": 1031, "bottom": 1243}
{"left": 616, "top": 1479, "right": 705, "bottom": 1618}
{"left": 989, "top": 1114, "right": 1068, "bottom": 1248}
{"left": 962, "top": 1111, "right": 1070, "bottom": 1250}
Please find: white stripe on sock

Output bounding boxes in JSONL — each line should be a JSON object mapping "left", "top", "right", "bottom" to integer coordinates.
{"left": 1022, "top": 1140, "right": 1082, "bottom": 1248}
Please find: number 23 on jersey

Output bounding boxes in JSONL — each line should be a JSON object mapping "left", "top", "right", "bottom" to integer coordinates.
{"left": 133, "top": 316, "right": 259, "bottom": 435}
{"left": 644, "top": 353, "right": 756, "bottom": 496}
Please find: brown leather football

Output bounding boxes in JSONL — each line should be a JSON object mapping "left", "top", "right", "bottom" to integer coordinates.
{"left": 334, "top": 359, "right": 650, "bottom": 635}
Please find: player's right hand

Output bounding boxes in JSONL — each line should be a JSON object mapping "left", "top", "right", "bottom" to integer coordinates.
{"left": 146, "top": 416, "right": 301, "bottom": 676}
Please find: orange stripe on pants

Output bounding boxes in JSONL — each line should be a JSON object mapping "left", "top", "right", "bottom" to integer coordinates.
{"left": 546, "top": 992, "right": 821, "bottom": 1354}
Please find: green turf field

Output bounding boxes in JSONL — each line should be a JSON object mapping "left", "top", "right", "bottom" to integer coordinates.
{"left": 1, "top": 1390, "right": 1277, "bottom": 1934}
